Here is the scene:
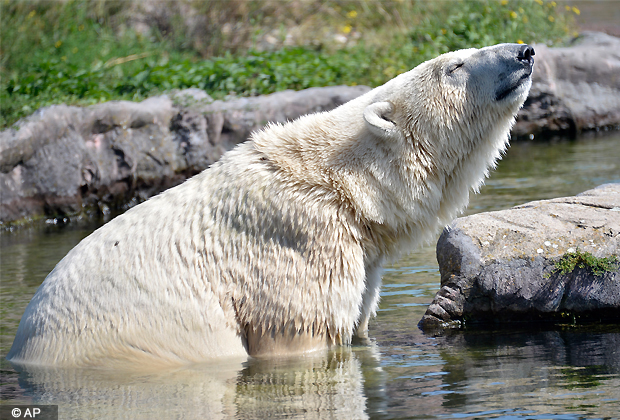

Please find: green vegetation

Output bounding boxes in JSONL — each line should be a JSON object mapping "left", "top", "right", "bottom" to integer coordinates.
{"left": 1, "top": 0, "right": 579, "bottom": 128}
{"left": 552, "top": 249, "right": 619, "bottom": 277}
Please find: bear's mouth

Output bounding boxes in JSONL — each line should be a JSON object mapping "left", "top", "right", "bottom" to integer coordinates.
{"left": 495, "top": 71, "right": 532, "bottom": 102}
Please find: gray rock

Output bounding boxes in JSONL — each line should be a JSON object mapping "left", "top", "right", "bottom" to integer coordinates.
{"left": 420, "top": 183, "right": 620, "bottom": 331}
{"left": 0, "top": 86, "right": 370, "bottom": 224}
{"left": 513, "top": 31, "right": 620, "bottom": 139}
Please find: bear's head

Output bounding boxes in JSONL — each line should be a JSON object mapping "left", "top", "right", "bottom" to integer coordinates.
{"left": 364, "top": 43, "right": 534, "bottom": 168}
{"left": 356, "top": 43, "right": 534, "bottom": 231}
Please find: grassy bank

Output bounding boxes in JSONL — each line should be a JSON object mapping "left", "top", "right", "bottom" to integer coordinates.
{"left": 1, "top": 0, "right": 579, "bottom": 128}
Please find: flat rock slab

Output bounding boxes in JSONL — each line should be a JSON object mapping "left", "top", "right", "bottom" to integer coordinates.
{"left": 420, "top": 183, "right": 620, "bottom": 331}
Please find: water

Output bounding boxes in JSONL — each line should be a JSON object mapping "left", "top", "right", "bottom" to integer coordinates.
{"left": 1, "top": 132, "right": 619, "bottom": 419}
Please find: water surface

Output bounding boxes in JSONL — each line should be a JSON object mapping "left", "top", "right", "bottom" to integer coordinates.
{"left": 1, "top": 132, "right": 619, "bottom": 419}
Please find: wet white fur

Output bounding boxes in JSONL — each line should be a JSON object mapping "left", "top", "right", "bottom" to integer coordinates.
{"left": 8, "top": 44, "right": 531, "bottom": 367}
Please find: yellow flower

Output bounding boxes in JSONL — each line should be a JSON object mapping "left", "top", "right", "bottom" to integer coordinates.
{"left": 550, "top": 1, "right": 557, "bottom": 7}
{"left": 347, "top": 10, "right": 357, "bottom": 19}
{"left": 441, "top": 28, "right": 447, "bottom": 35}
{"left": 518, "top": 7, "right": 524, "bottom": 13}
{"left": 548, "top": 15, "right": 555, "bottom": 22}
{"left": 534, "top": 0, "right": 543, "bottom": 5}
{"left": 510, "top": 11, "right": 518, "bottom": 19}
{"left": 78, "top": 24, "right": 85, "bottom": 31}
{"left": 27, "top": 10, "right": 36, "bottom": 19}
{"left": 517, "top": 39, "right": 524, "bottom": 44}
{"left": 565, "top": 5, "right": 571, "bottom": 11}
{"left": 500, "top": 0, "right": 508, "bottom": 5}
{"left": 55, "top": 40, "right": 62, "bottom": 48}
{"left": 342, "top": 24, "right": 352, "bottom": 34}
{"left": 572, "top": 6, "right": 580, "bottom": 15}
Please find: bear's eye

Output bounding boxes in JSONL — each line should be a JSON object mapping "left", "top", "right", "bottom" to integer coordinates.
{"left": 448, "top": 62, "right": 464, "bottom": 74}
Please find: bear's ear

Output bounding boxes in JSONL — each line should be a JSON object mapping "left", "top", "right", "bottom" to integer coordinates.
{"left": 363, "top": 101, "right": 399, "bottom": 139}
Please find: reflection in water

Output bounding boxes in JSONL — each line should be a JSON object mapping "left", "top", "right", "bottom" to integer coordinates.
{"left": 234, "top": 346, "right": 383, "bottom": 419}
{"left": 438, "top": 330, "right": 620, "bottom": 418}
{"left": 10, "top": 346, "right": 385, "bottom": 420}
{"left": 1, "top": 132, "right": 620, "bottom": 418}
{"left": 13, "top": 358, "right": 245, "bottom": 420}
{"left": 369, "top": 327, "right": 620, "bottom": 419}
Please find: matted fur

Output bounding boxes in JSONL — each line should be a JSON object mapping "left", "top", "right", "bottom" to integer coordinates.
{"left": 8, "top": 43, "right": 533, "bottom": 367}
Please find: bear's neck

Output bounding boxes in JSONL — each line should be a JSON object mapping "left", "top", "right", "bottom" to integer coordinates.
{"left": 252, "top": 101, "right": 513, "bottom": 261}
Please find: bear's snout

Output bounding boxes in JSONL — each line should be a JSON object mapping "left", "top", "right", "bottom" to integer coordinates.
{"left": 491, "top": 43, "right": 535, "bottom": 102}
{"left": 517, "top": 45, "right": 535, "bottom": 63}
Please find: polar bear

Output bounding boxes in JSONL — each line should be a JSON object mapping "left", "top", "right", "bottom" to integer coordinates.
{"left": 8, "top": 43, "right": 534, "bottom": 367}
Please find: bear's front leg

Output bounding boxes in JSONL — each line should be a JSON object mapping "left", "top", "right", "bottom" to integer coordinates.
{"left": 354, "top": 260, "right": 384, "bottom": 339}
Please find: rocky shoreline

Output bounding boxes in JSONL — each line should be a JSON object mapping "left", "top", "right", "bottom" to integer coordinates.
{"left": 0, "top": 86, "right": 369, "bottom": 224}
{"left": 420, "top": 183, "right": 620, "bottom": 331}
{"left": 1, "top": 32, "right": 619, "bottom": 225}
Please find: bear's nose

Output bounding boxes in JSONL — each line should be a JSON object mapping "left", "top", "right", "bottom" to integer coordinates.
{"left": 517, "top": 44, "right": 535, "bottom": 62}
